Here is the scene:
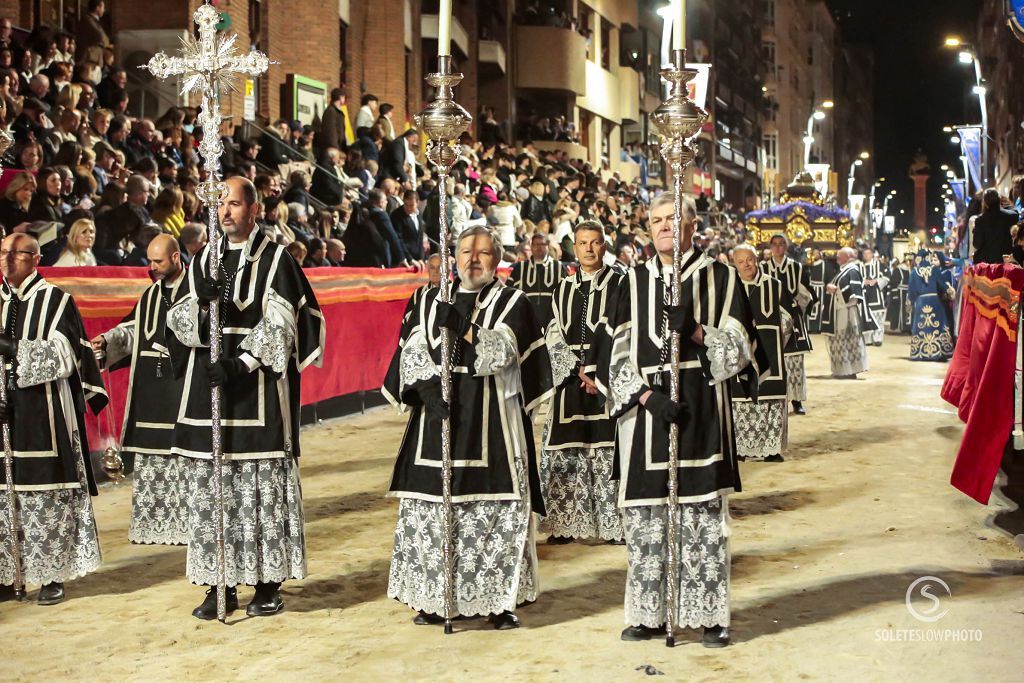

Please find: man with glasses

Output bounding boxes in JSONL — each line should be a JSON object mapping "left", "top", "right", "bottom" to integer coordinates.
{"left": 0, "top": 233, "right": 108, "bottom": 605}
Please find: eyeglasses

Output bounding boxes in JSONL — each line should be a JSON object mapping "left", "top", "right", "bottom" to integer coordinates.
{"left": 0, "top": 250, "right": 38, "bottom": 260}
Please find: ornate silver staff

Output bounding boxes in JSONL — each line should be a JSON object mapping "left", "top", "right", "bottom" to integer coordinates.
{"left": 0, "top": 128, "right": 25, "bottom": 601}
{"left": 650, "top": 48, "right": 707, "bottom": 648}
{"left": 414, "top": 55, "right": 471, "bottom": 635}
{"left": 143, "top": 2, "right": 269, "bottom": 623}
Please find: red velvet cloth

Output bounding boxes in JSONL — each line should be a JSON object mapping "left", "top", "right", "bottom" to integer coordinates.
{"left": 941, "top": 263, "right": 1024, "bottom": 504}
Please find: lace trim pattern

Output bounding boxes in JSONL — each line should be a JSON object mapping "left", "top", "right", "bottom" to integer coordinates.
{"left": 0, "top": 436, "right": 101, "bottom": 585}
{"left": 15, "top": 338, "right": 70, "bottom": 388}
{"left": 862, "top": 308, "right": 887, "bottom": 346}
{"left": 129, "top": 454, "right": 190, "bottom": 545}
{"left": 609, "top": 360, "right": 645, "bottom": 416}
{"left": 239, "top": 317, "right": 294, "bottom": 374}
{"left": 623, "top": 498, "right": 730, "bottom": 629}
{"left": 733, "top": 400, "right": 788, "bottom": 460}
{"left": 167, "top": 297, "right": 202, "bottom": 348}
{"left": 388, "top": 451, "right": 536, "bottom": 617}
{"left": 784, "top": 355, "right": 807, "bottom": 402}
{"left": 547, "top": 334, "right": 577, "bottom": 389}
{"left": 399, "top": 333, "right": 437, "bottom": 390}
{"left": 827, "top": 305, "right": 868, "bottom": 376}
{"left": 474, "top": 327, "right": 516, "bottom": 376}
{"left": 104, "top": 324, "right": 134, "bottom": 366}
{"left": 184, "top": 457, "right": 306, "bottom": 586}
{"left": 539, "top": 446, "right": 623, "bottom": 541}
{"left": 704, "top": 323, "right": 751, "bottom": 384}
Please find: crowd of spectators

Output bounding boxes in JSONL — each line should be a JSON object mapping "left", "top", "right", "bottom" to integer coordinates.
{"left": 0, "top": 3, "right": 763, "bottom": 278}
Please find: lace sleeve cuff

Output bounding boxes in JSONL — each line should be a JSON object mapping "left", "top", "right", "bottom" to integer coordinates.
{"left": 16, "top": 334, "right": 76, "bottom": 388}
{"left": 167, "top": 297, "right": 204, "bottom": 348}
{"left": 473, "top": 326, "right": 518, "bottom": 376}
{"left": 104, "top": 323, "right": 134, "bottom": 367}
{"left": 546, "top": 326, "right": 577, "bottom": 388}
{"left": 609, "top": 360, "right": 645, "bottom": 417}
{"left": 239, "top": 318, "right": 295, "bottom": 374}
{"left": 399, "top": 330, "right": 437, "bottom": 390}
{"left": 704, "top": 319, "right": 753, "bottom": 384}
{"left": 780, "top": 308, "right": 795, "bottom": 348}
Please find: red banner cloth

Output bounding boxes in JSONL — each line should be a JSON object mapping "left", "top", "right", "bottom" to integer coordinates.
{"left": 36, "top": 266, "right": 426, "bottom": 451}
{"left": 941, "top": 263, "right": 1024, "bottom": 504}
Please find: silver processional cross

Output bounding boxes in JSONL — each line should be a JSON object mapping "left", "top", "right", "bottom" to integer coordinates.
{"left": 142, "top": 2, "right": 270, "bottom": 623}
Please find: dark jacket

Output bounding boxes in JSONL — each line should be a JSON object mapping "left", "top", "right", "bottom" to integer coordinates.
{"left": 315, "top": 103, "right": 347, "bottom": 154}
{"left": 521, "top": 194, "right": 551, "bottom": 225}
{"left": 378, "top": 137, "right": 410, "bottom": 184}
{"left": 95, "top": 201, "right": 149, "bottom": 251}
{"left": 972, "top": 207, "right": 1018, "bottom": 264}
{"left": 0, "top": 198, "right": 30, "bottom": 233}
{"left": 342, "top": 207, "right": 388, "bottom": 268}
{"left": 390, "top": 206, "right": 425, "bottom": 261}
{"left": 368, "top": 206, "right": 408, "bottom": 267}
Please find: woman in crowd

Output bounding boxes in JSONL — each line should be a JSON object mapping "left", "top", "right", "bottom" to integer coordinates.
{"left": 0, "top": 171, "right": 37, "bottom": 234}
{"left": 151, "top": 185, "right": 185, "bottom": 237}
{"left": 53, "top": 217, "right": 99, "bottom": 267}
{"left": 28, "top": 166, "right": 66, "bottom": 223}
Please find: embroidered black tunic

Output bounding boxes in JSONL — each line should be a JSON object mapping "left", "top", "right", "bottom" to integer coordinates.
{"left": 819, "top": 263, "right": 880, "bottom": 335}
{"left": 733, "top": 274, "right": 791, "bottom": 402}
{"left": 506, "top": 256, "right": 567, "bottom": 331}
{"left": 761, "top": 256, "right": 815, "bottom": 353}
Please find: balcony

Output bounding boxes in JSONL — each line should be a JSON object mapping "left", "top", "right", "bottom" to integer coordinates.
{"left": 422, "top": 13, "right": 469, "bottom": 58}
{"left": 478, "top": 40, "right": 506, "bottom": 74}
{"left": 515, "top": 26, "right": 587, "bottom": 95}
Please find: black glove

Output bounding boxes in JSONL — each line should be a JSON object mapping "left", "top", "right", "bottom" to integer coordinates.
{"left": 664, "top": 304, "right": 698, "bottom": 338}
{"left": 195, "top": 274, "right": 223, "bottom": 304}
{"left": 0, "top": 398, "right": 11, "bottom": 424}
{"left": 417, "top": 380, "right": 450, "bottom": 420}
{"left": 644, "top": 390, "right": 688, "bottom": 427}
{"left": 205, "top": 357, "right": 249, "bottom": 388}
{"left": 0, "top": 334, "right": 16, "bottom": 359}
{"left": 435, "top": 301, "right": 471, "bottom": 338}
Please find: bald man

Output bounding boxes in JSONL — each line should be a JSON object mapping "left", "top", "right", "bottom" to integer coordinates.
{"left": 92, "top": 233, "right": 190, "bottom": 546}
{"left": 820, "top": 247, "right": 877, "bottom": 378}
{"left": 166, "top": 176, "right": 326, "bottom": 619}
{"left": 0, "top": 233, "right": 108, "bottom": 605}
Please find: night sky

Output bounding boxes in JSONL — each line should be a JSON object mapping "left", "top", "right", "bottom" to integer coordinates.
{"left": 826, "top": 0, "right": 984, "bottom": 223}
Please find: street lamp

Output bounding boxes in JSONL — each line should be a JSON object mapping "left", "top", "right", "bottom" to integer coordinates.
{"left": 951, "top": 135, "right": 961, "bottom": 144}
{"left": 944, "top": 36, "right": 988, "bottom": 185}
{"left": 847, "top": 158, "right": 864, "bottom": 207}
{"left": 803, "top": 101, "right": 834, "bottom": 169}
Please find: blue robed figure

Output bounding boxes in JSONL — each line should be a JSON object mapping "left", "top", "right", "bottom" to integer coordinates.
{"left": 908, "top": 250, "right": 954, "bottom": 361}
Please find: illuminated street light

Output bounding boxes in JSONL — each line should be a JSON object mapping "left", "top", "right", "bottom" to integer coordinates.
{"left": 940, "top": 164, "right": 949, "bottom": 171}
{"left": 973, "top": 84, "right": 987, "bottom": 96}
{"left": 943, "top": 126, "right": 953, "bottom": 132}
{"left": 822, "top": 100, "right": 834, "bottom": 108}
{"left": 859, "top": 151, "right": 870, "bottom": 160}
{"left": 959, "top": 50, "right": 974, "bottom": 64}
{"left": 951, "top": 135, "right": 961, "bottom": 144}
{"left": 813, "top": 110, "right": 826, "bottom": 121}
{"left": 944, "top": 36, "right": 962, "bottom": 47}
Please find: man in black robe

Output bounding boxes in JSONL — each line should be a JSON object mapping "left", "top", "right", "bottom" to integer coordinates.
{"left": 821, "top": 247, "right": 877, "bottom": 378}
{"left": 507, "top": 233, "right": 567, "bottom": 332}
{"left": 806, "top": 249, "right": 835, "bottom": 334}
{"left": 595, "top": 193, "right": 762, "bottom": 647}
{"left": 859, "top": 248, "right": 889, "bottom": 346}
{"left": 382, "top": 225, "right": 553, "bottom": 630}
{"left": 886, "top": 254, "right": 912, "bottom": 334}
{"left": 0, "top": 233, "right": 107, "bottom": 605}
{"left": 541, "top": 220, "right": 623, "bottom": 544}
{"left": 92, "top": 234, "right": 189, "bottom": 545}
{"left": 166, "top": 177, "right": 325, "bottom": 619}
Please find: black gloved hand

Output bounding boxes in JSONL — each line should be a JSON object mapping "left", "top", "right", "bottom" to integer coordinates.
{"left": 205, "top": 357, "right": 249, "bottom": 388}
{"left": 0, "top": 398, "right": 12, "bottom": 424}
{"left": 435, "top": 301, "right": 471, "bottom": 338}
{"left": 0, "top": 334, "right": 16, "bottom": 359}
{"left": 195, "top": 274, "right": 223, "bottom": 304}
{"left": 644, "top": 390, "right": 688, "bottom": 427}
{"left": 664, "top": 304, "right": 698, "bottom": 338}
{"left": 417, "top": 380, "right": 450, "bottom": 420}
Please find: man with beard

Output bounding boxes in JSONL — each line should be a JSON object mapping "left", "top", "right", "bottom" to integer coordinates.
{"left": 166, "top": 177, "right": 325, "bottom": 619}
{"left": 541, "top": 220, "right": 623, "bottom": 545}
{"left": 761, "top": 234, "right": 815, "bottom": 415}
{"left": 91, "top": 234, "right": 189, "bottom": 545}
{"left": 595, "top": 193, "right": 761, "bottom": 647}
{"left": 382, "top": 225, "right": 553, "bottom": 630}
{"left": 0, "top": 233, "right": 107, "bottom": 604}
{"left": 507, "top": 232, "right": 567, "bottom": 332}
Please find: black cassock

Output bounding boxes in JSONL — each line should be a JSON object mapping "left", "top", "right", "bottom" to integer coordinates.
{"left": 807, "top": 259, "right": 836, "bottom": 334}
{"left": 507, "top": 256, "right": 567, "bottom": 332}
{"left": 886, "top": 264, "right": 912, "bottom": 333}
{"left": 761, "top": 256, "right": 815, "bottom": 353}
{"left": 382, "top": 278, "right": 553, "bottom": 509}
{"left": 820, "top": 262, "right": 879, "bottom": 335}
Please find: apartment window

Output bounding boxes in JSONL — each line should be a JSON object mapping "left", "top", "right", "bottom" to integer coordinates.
{"left": 580, "top": 4, "right": 596, "bottom": 62}
{"left": 764, "top": 0, "right": 775, "bottom": 23}
{"left": 763, "top": 132, "right": 778, "bottom": 171}
{"left": 600, "top": 17, "right": 612, "bottom": 70}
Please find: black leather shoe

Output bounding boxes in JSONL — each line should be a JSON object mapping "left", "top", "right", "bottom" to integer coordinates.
{"left": 37, "top": 582, "right": 64, "bottom": 606}
{"left": 413, "top": 610, "right": 446, "bottom": 625}
{"left": 792, "top": 401, "right": 806, "bottom": 415}
{"left": 489, "top": 610, "right": 520, "bottom": 630}
{"left": 702, "top": 625, "right": 730, "bottom": 648}
{"left": 191, "top": 586, "right": 238, "bottom": 620}
{"left": 546, "top": 535, "right": 574, "bottom": 545}
{"left": 765, "top": 454, "right": 785, "bottom": 462}
{"left": 605, "top": 538, "right": 626, "bottom": 546}
{"left": 620, "top": 624, "right": 667, "bottom": 641}
{"left": 246, "top": 581, "right": 284, "bottom": 617}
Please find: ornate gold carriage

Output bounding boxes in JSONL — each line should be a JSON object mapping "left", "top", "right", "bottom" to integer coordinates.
{"left": 746, "top": 172, "right": 855, "bottom": 256}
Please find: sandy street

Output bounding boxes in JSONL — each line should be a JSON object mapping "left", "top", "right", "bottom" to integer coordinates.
{"left": 3, "top": 335, "right": 1023, "bottom": 681}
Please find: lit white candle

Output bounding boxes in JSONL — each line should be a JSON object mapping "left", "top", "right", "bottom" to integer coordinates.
{"left": 673, "top": 0, "right": 685, "bottom": 51}
{"left": 438, "top": 0, "right": 453, "bottom": 57}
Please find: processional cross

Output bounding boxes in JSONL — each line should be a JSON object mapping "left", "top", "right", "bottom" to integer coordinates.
{"left": 142, "top": 1, "right": 270, "bottom": 623}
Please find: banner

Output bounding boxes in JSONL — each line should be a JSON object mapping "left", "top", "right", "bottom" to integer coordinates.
{"left": 958, "top": 126, "right": 983, "bottom": 193}
{"left": 685, "top": 63, "right": 712, "bottom": 111}
{"left": 849, "top": 194, "right": 866, "bottom": 223}
{"left": 884, "top": 215, "right": 896, "bottom": 234}
{"left": 950, "top": 178, "right": 967, "bottom": 208}
{"left": 871, "top": 208, "right": 884, "bottom": 234}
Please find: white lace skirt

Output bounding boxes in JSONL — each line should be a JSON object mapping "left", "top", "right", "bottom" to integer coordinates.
{"left": 0, "top": 486, "right": 102, "bottom": 586}
{"left": 388, "top": 453, "right": 537, "bottom": 617}
{"left": 784, "top": 354, "right": 807, "bottom": 402}
{"left": 827, "top": 306, "right": 869, "bottom": 376}
{"left": 623, "top": 497, "right": 730, "bottom": 629}
{"left": 863, "top": 309, "right": 886, "bottom": 345}
{"left": 539, "top": 446, "right": 623, "bottom": 541}
{"left": 129, "top": 454, "right": 190, "bottom": 545}
{"left": 733, "top": 400, "right": 788, "bottom": 460}
{"left": 184, "top": 457, "right": 306, "bottom": 586}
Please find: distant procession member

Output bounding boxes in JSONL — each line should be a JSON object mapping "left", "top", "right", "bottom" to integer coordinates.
{"left": 859, "top": 248, "right": 889, "bottom": 346}
{"left": 0, "top": 233, "right": 108, "bottom": 605}
{"left": 507, "top": 232, "right": 568, "bottom": 332}
{"left": 382, "top": 225, "right": 553, "bottom": 630}
{"left": 821, "top": 247, "right": 876, "bottom": 378}
{"left": 541, "top": 220, "right": 624, "bottom": 545}
{"left": 91, "top": 234, "right": 190, "bottom": 545}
